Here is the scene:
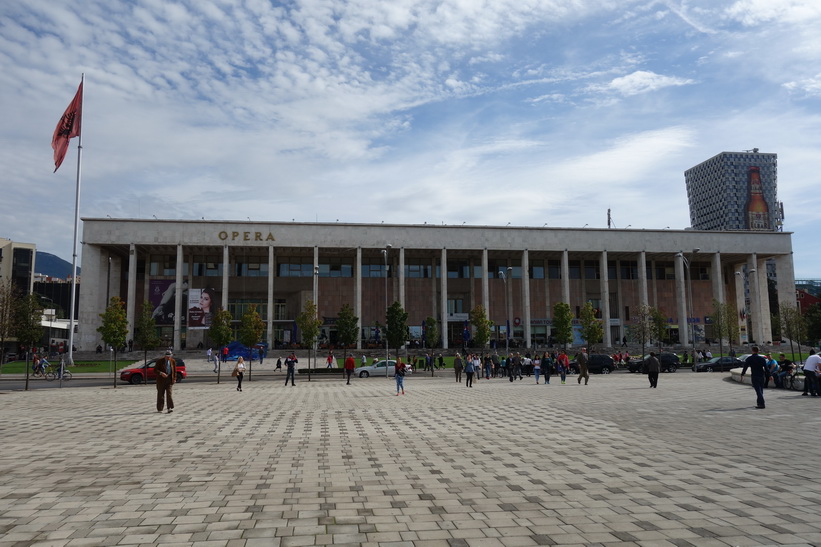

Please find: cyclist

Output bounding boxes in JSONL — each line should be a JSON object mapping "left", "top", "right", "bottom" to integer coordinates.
{"left": 776, "top": 354, "right": 794, "bottom": 388}
{"left": 33, "top": 355, "right": 45, "bottom": 376}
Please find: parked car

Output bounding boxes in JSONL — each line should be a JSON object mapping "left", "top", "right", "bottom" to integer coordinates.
{"left": 692, "top": 356, "right": 742, "bottom": 372}
{"left": 120, "top": 358, "right": 187, "bottom": 384}
{"left": 3, "top": 352, "right": 18, "bottom": 363}
{"left": 627, "top": 353, "right": 680, "bottom": 373}
{"left": 569, "top": 354, "right": 615, "bottom": 374}
{"left": 353, "top": 360, "right": 413, "bottom": 378}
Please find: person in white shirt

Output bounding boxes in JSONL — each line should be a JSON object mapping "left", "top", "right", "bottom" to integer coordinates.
{"left": 802, "top": 351, "right": 821, "bottom": 396}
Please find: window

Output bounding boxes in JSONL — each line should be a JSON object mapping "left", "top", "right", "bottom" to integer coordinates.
{"left": 530, "top": 260, "right": 545, "bottom": 279}
{"left": 279, "top": 262, "right": 313, "bottom": 277}
{"left": 447, "top": 299, "right": 464, "bottom": 314}
{"left": 584, "top": 261, "right": 600, "bottom": 279}
{"left": 236, "top": 259, "right": 269, "bottom": 277}
{"left": 569, "top": 261, "right": 581, "bottom": 279}
{"left": 406, "top": 263, "right": 430, "bottom": 278}
{"left": 361, "top": 263, "right": 388, "bottom": 278}
{"left": 150, "top": 256, "right": 176, "bottom": 276}
{"left": 447, "top": 261, "right": 469, "bottom": 279}
{"left": 318, "top": 259, "right": 353, "bottom": 278}
{"left": 548, "top": 260, "right": 561, "bottom": 279}
{"left": 620, "top": 261, "right": 638, "bottom": 280}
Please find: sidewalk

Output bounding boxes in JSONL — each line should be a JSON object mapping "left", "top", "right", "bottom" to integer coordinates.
{"left": 1, "top": 371, "right": 820, "bottom": 546}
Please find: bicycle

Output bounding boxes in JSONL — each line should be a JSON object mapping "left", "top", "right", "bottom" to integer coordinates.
{"left": 775, "top": 372, "right": 798, "bottom": 391}
{"left": 45, "top": 363, "right": 72, "bottom": 381}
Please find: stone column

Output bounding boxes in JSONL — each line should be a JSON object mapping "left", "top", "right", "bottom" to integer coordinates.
{"left": 601, "top": 250, "right": 612, "bottom": 347}
{"left": 638, "top": 251, "right": 648, "bottom": 308}
{"left": 755, "top": 255, "right": 772, "bottom": 343}
{"left": 674, "top": 252, "right": 688, "bottom": 346}
{"left": 561, "top": 250, "right": 570, "bottom": 305}
{"left": 775, "top": 253, "right": 796, "bottom": 332}
{"left": 482, "top": 248, "right": 489, "bottom": 316}
{"left": 267, "top": 246, "right": 275, "bottom": 345}
{"left": 126, "top": 243, "right": 137, "bottom": 343}
{"left": 221, "top": 245, "right": 230, "bottom": 311}
{"left": 748, "top": 254, "right": 763, "bottom": 344}
{"left": 355, "top": 247, "right": 362, "bottom": 350}
{"left": 173, "top": 244, "right": 183, "bottom": 351}
{"left": 711, "top": 252, "right": 724, "bottom": 304}
{"left": 399, "top": 247, "right": 406, "bottom": 310}
{"left": 522, "top": 249, "right": 531, "bottom": 348}
{"left": 441, "top": 248, "right": 448, "bottom": 350}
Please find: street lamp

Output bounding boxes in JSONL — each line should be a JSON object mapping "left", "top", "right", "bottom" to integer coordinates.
{"left": 499, "top": 266, "right": 513, "bottom": 355}
{"left": 382, "top": 245, "right": 392, "bottom": 377}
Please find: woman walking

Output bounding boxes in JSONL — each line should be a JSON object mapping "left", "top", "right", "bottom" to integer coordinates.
{"left": 464, "top": 354, "right": 475, "bottom": 388}
{"left": 394, "top": 357, "right": 407, "bottom": 395}
{"left": 233, "top": 356, "right": 246, "bottom": 391}
{"left": 533, "top": 355, "right": 541, "bottom": 384}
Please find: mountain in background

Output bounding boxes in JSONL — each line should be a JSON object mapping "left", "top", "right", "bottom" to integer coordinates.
{"left": 36, "top": 251, "right": 79, "bottom": 279}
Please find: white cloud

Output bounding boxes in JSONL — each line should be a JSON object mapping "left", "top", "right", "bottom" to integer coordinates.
{"left": 590, "top": 71, "right": 695, "bottom": 97}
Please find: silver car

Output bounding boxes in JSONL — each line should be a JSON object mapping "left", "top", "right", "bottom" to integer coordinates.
{"left": 353, "top": 360, "right": 413, "bottom": 378}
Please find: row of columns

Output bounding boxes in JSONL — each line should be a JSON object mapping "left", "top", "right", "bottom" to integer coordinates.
{"left": 120, "top": 244, "right": 793, "bottom": 351}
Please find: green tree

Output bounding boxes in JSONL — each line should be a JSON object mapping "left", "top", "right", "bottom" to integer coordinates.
{"left": 806, "top": 303, "right": 821, "bottom": 349}
{"left": 386, "top": 301, "right": 409, "bottom": 361}
{"left": 424, "top": 316, "right": 439, "bottom": 349}
{"left": 296, "top": 300, "right": 322, "bottom": 379}
{"left": 708, "top": 299, "right": 731, "bottom": 359}
{"left": 15, "top": 293, "right": 43, "bottom": 390}
{"left": 627, "top": 304, "right": 654, "bottom": 358}
{"left": 779, "top": 304, "right": 807, "bottom": 364}
{"left": 578, "top": 302, "right": 603, "bottom": 353}
{"left": 335, "top": 304, "right": 359, "bottom": 361}
{"left": 469, "top": 305, "right": 493, "bottom": 357}
{"left": 97, "top": 296, "right": 129, "bottom": 388}
{"left": 134, "top": 299, "right": 161, "bottom": 384}
{"left": 552, "top": 302, "right": 573, "bottom": 352}
{"left": 209, "top": 309, "right": 233, "bottom": 383}
{"left": 649, "top": 308, "right": 668, "bottom": 351}
{"left": 238, "top": 304, "right": 265, "bottom": 379}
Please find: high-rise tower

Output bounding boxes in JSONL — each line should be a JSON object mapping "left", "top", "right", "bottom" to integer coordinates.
{"left": 685, "top": 149, "right": 782, "bottom": 231}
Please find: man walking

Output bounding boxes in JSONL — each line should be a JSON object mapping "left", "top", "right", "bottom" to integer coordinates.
{"left": 284, "top": 352, "right": 298, "bottom": 386}
{"left": 740, "top": 346, "right": 768, "bottom": 409}
{"left": 646, "top": 351, "right": 660, "bottom": 388}
{"left": 577, "top": 348, "right": 589, "bottom": 385}
{"left": 154, "top": 349, "right": 177, "bottom": 414}
{"left": 344, "top": 354, "right": 355, "bottom": 384}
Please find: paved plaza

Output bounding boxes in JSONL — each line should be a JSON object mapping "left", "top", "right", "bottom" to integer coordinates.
{"left": 1, "top": 368, "right": 820, "bottom": 547}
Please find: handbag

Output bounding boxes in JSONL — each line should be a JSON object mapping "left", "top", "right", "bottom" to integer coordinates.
{"left": 231, "top": 368, "right": 239, "bottom": 377}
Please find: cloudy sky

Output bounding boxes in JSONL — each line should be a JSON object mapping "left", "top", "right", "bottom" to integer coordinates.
{"left": 2, "top": 0, "right": 820, "bottom": 277}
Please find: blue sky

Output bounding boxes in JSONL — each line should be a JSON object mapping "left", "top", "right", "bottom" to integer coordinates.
{"left": 2, "top": 0, "right": 820, "bottom": 278}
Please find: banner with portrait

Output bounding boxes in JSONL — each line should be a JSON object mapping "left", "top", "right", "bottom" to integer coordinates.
{"left": 188, "top": 288, "right": 217, "bottom": 329}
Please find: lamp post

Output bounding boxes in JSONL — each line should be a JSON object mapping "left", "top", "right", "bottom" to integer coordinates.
{"left": 499, "top": 266, "right": 513, "bottom": 355}
{"left": 382, "top": 245, "right": 392, "bottom": 378}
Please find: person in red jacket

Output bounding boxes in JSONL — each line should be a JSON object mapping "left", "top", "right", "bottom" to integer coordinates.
{"left": 344, "top": 355, "right": 356, "bottom": 385}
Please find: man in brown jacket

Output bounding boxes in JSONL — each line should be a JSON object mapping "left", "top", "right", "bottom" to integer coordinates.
{"left": 155, "top": 349, "right": 177, "bottom": 413}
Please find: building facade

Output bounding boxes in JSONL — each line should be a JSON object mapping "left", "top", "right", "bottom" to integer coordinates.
{"left": 0, "top": 237, "right": 36, "bottom": 294}
{"left": 77, "top": 219, "right": 795, "bottom": 352}
{"left": 685, "top": 149, "right": 782, "bottom": 232}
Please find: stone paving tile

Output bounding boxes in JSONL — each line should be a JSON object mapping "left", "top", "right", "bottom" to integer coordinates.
{"left": 2, "top": 373, "right": 821, "bottom": 545}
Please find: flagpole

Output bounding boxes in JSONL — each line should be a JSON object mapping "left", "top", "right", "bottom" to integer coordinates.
{"left": 67, "top": 73, "right": 84, "bottom": 366}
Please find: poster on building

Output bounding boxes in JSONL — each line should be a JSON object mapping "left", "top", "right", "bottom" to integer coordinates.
{"left": 149, "top": 280, "right": 188, "bottom": 326}
{"left": 188, "top": 288, "right": 217, "bottom": 329}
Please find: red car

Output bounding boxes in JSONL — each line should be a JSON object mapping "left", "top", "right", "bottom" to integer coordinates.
{"left": 120, "top": 359, "right": 187, "bottom": 384}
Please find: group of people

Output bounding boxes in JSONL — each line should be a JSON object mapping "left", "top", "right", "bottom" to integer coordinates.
{"left": 450, "top": 350, "right": 582, "bottom": 386}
